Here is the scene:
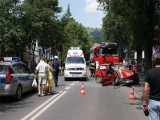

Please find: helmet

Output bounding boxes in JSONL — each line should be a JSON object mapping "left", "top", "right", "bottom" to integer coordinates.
{"left": 54, "top": 55, "right": 58, "bottom": 59}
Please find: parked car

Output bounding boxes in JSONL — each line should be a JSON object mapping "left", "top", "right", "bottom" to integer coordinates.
{"left": 0, "top": 57, "right": 35, "bottom": 100}
{"left": 95, "top": 63, "right": 139, "bottom": 86}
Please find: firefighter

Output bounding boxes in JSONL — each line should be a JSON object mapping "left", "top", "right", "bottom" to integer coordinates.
{"left": 89, "top": 59, "right": 96, "bottom": 77}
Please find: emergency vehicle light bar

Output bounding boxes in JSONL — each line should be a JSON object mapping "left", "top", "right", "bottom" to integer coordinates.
{"left": 70, "top": 47, "right": 80, "bottom": 50}
{"left": 100, "top": 42, "right": 117, "bottom": 47}
{"left": 0, "top": 57, "right": 20, "bottom": 62}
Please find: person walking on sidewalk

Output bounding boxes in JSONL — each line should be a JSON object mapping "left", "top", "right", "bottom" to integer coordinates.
{"left": 142, "top": 53, "right": 160, "bottom": 120}
{"left": 35, "top": 54, "right": 48, "bottom": 97}
{"left": 52, "top": 55, "right": 60, "bottom": 87}
{"left": 46, "top": 59, "right": 54, "bottom": 95}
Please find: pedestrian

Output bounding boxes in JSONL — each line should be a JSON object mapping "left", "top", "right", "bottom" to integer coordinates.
{"left": 142, "top": 53, "right": 160, "bottom": 120}
{"left": 52, "top": 55, "right": 60, "bottom": 87}
{"left": 46, "top": 59, "right": 54, "bottom": 95}
{"left": 35, "top": 54, "right": 48, "bottom": 97}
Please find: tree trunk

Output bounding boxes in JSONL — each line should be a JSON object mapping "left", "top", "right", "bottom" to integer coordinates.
{"left": 136, "top": 45, "right": 142, "bottom": 72}
{"left": 144, "top": 42, "right": 152, "bottom": 73}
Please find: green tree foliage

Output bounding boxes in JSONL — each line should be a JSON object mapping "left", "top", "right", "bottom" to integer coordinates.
{"left": 0, "top": 0, "right": 61, "bottom": 57}
{"left": 0, "top": 0, "right": 25, "bottom": 56}
{"left": 64, "top": 19, "right": 92, "bottom": 60}
{"left": 89, "top": 28, "right": 101, "bottom": 43}
{"left": 0, "top": 1, "right": 94, "bottom": 63}
{"left": 59, "top": 4, "right": 93, "bottom": 61}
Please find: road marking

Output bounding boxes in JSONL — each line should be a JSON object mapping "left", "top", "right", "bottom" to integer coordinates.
{"left": 30, "top": 91, "right": 67, "bottom": 120}
{"left": 65, "top": 87, "right": 71, "bottom": 89}
{"left": 21, "top": 91, "right": 63, "bottom": 120}
{"left": 70, "top": 83, "right": 75, "bottom": 86}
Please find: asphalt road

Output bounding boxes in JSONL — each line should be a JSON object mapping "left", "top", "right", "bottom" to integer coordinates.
{"left": 0, "top": 72, "right": 148, "bottom": 120}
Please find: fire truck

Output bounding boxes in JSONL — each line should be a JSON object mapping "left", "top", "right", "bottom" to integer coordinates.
{"left": 90, "top": 42, "right": 120, "bottom": 68}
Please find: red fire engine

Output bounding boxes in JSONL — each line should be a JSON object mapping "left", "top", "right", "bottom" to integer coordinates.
{"left": 90, "top": 42, "right": 120, "bottom": 67}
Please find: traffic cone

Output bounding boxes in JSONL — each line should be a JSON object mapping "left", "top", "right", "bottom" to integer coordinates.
{"left": 128, "top": 87, "right": 135, "bottom": 100}
{"left": 80, "top": 83, "right": 85, "bottom": 95}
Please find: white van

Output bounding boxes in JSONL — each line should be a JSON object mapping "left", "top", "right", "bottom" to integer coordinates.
{"left": 64, "top": 47, "right": 87, "bottom": 81}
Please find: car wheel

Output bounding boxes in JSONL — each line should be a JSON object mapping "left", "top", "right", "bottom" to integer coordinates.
{"left": 64, "top": 77, "right": 68, "bottom": 81}
{"left": 96, "top": 76, "right": 102, "bottom": 83}
{"left": 114, "top": 77, "right": 119, "bottom": 86}
{"left": 15, "top": 85, "right": 22, "bottom": 100}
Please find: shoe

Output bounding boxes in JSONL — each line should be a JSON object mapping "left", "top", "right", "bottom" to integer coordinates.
{"left": 41, "top": 94, "right": 44, "bottom": 97}
{"left": 38, "top": 94, "right": 41, "bottom": 97}
{"left": 50, "top": 92, "right": 54, "bottom": 95}
{"left": 45, "top": 92, "right": 47, "bottom": 96}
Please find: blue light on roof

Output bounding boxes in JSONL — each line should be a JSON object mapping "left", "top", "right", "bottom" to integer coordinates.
{"left": 0, "top": 57, "right": 20, "bottom": 62}
{"left": 12, "top": 57, "right": 20, "bottom": 62}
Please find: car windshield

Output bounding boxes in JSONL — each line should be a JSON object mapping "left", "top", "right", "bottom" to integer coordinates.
{"left": 100, "top": 47, "right": 118, "bottom": 56}
{"left": 66, "top": 57, "right": 85, "bottom": 63}
{"left": 0, "top": 65, "right": 6, "bottom": 74}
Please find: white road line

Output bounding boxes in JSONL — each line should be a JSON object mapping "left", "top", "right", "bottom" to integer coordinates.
{"left": 20, "top": 91, "right": 62, "bottom": 120}
{"left": 70, "top": 83, "right": 75, "bottom": 86}
{"left": 30, "top": 91, "right": 67, "bottom": 120}
{"left": 65, "top": 87, "right": 71, "bottom": 89}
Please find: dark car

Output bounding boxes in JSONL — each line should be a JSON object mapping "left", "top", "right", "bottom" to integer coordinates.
{"left": 0, "top": 57, "right": 35, "bottom": 100}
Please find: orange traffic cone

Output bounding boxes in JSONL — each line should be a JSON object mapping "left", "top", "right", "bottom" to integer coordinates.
{"left": 128, "top": 87, "right": 135, "bottom": 100}
{"left": 80, "top": 83, "right": 85, "bottom": 95}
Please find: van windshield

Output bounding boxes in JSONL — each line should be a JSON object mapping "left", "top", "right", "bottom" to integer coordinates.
{"left": 66, "top": 57, "right": 85, "bottom": 63}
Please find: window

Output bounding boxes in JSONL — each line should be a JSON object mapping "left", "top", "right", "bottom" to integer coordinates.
{"left": 0, "top": 65, "right": 14, "bottom": 74}
{"left": 100, "top": 47, "right": 118, "bottom": 56}
{"left": 13, "top": 63, "right": 30, "bottom": 73}
{"left": 0, "top": 65, "right": 6, "bottom": 74}
{"left": 66, "top": 57, "right": 85, "bottom": 63}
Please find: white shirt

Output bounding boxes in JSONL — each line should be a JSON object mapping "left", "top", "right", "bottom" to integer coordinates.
{"left": 36, "top": 60, "right": 48, "bottom": 73}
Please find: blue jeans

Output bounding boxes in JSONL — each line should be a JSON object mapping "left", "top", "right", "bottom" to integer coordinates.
{"left": 148, "top": 99, "right": 160, "bottom": 120}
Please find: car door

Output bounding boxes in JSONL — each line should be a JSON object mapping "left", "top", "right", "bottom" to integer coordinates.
{"left": 19, "top": 64, "right": 34, "bottom": 91}
{"left": 101, "top": 69, "right": 116, "bottom": 86}
{"left": 12, "top": 63, "right": 27, "bottom": 93}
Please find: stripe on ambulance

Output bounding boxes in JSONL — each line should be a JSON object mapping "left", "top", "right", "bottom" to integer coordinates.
{"left": 80, "top": 53, "right": 83, "bottom": 56}
{"left": 67, "top": 52, "right": 71, "bottom": 56}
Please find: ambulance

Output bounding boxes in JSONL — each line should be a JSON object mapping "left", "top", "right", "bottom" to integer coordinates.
{"left": 64, "top": 47, "right": 87, "bottom": 81}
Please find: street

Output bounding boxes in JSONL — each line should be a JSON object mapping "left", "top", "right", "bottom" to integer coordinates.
{"left": 0, "top": 72, "right": 148, "bottom": 120}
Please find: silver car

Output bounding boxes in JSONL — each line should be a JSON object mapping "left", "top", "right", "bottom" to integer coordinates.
{"left": 0, "top": 57, "right": 35, "bottom": 100}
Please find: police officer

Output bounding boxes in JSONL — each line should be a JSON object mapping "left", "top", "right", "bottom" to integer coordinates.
{"left": 89, "top": 59, "right": 96, "bottom": 77}
{"left": 52, "top": 56, "right": 60, "bottom": 87}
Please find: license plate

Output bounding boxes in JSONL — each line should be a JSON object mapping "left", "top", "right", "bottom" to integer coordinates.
{"left": 72, "top": 74, "right": 78, "bottom": 77}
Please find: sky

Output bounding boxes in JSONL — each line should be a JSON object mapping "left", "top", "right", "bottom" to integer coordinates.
{"left": 58, "top": 0, "right": 105, "bottom": 28}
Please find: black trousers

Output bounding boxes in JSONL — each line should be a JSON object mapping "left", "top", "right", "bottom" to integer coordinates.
{"left": 54, "top": 70, "right": 59, "bottom": 87}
